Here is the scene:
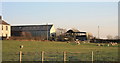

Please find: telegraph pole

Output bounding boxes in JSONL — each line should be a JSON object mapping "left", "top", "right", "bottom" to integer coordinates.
{"left": 98, "top": 26, "right": 99, "bottom": 39}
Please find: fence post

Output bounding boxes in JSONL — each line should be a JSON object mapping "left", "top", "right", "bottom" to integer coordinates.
{"left": 92, "top": 51, "right": 94, "bottom": 63}
{"left": 19, "top": 51, "right": 22, "bottom": 63}
{"left": 63, "top": 51, "right": 66, "bottom": 62}
{"left": 41, "top": 51, "right": 44, "bottom": 63}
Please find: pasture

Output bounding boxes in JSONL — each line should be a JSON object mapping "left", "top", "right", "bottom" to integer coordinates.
{"left": 2, "top": 40, "right": 119, "bottom": 62}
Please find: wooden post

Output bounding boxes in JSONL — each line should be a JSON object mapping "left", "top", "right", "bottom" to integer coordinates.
{"left": 41, "top": 51, "right": 44, "bottom": 63}
{"left": 19, "top": 51, "right": 22, "bottom": 63}
{"left": 63, "top": 51, "right": 66, "bottom": 62}
{"left": 92, "top": 51, "right": 94, "bottom": 63}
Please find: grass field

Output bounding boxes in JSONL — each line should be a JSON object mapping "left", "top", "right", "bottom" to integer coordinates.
{"left": 2, "top": 40, "right": 119, "bottom": 61}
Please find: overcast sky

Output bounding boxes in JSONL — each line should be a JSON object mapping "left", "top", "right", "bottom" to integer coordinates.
{"left": 1, "top": 2, "right": 118, "bottom": 38}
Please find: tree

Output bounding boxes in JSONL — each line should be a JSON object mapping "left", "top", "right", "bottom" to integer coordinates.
{"left": 71, "top": 28, "right": 80, "bottom": 32}
{"left": 114, "top": 35, "right": 120, "bottom": 39}
{"left": 56, "top": 28, "right": 67, "bottom": 36}
{"left": 106, "top": 35, "right": 113, "bottom": 39}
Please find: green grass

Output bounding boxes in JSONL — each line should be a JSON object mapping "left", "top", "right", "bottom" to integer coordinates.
{"left": 2, "top": 40, "right": 119, "bottom": 61}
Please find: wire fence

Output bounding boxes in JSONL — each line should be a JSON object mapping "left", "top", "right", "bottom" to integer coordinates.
{"left": 2, "top": 51, "right": 119, "bottom": 62}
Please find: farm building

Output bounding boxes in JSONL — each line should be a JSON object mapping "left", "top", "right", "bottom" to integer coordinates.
{"left": 66, "top": 29, "right": 93, "bottom": 41}
{"left": 0, "top": 16, "right": 11, "bottom": 40}
{"left": 11, "top": 24, "right": 56, "bottom": 40}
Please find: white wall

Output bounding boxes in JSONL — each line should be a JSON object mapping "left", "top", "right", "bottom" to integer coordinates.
{"left": 50, "top": 25, "right": 56, "bottom": 36}
{"left": 0, "top": 24, "right": 11, "bottom": 38}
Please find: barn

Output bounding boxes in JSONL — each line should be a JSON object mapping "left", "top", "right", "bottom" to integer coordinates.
{"left": 11, "top": 24, "right": 56, "bottom": 40}
{"left": 66, "top": 29, "right": 93, "bottom": 41}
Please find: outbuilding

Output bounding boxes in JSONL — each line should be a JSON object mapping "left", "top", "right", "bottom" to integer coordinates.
{"left": 11, "top": 24, "right": 56, "bottom": 40}
{"left": 66, "top": 29, "right": 93, "bottom": 41}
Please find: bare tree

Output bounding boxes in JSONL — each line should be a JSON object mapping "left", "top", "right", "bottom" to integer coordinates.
{"left": 114, "top": 35, "right": 120, "bottom": 39}
{"left": 106, "top": 35, "right": 113, "bottom": 39}
{"left": 71, "top": 28, "right": 80, "bottom": 32}
{"left": 56, "top": 28, "right": 67, "bottom": 36}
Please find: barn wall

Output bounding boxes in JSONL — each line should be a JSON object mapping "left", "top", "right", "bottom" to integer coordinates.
{"left": 11, "top": 25, "right": 53, "bottom": 40}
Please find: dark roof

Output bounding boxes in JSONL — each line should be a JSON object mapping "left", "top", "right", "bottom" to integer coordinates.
{"left": 11, "top": 24, "right": 53, "bottom": 31}
{"left": 66, "top": 29, "right": 80, "bottom": 33}
{"left": 0, "top": 20, "right": 10, "bottom": 25}
{"left": 67, "top": 29, "right": 80, "bottom": 32}
{"left": 66, "top": 29, "right": 86, "bottom": 34}
{"left": 66, "top": 30, "right": 74, "bottom": 33}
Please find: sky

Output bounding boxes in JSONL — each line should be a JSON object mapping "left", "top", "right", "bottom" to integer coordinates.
{"left": 1, "top": 2, "right": 118, "bottom": 38}
{"left": 1, "top": 0, "right": 119, "bottom": 2}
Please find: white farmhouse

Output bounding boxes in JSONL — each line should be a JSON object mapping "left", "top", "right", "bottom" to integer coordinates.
{"left": 0, "top": 16, "right": 11, "bottom": 40}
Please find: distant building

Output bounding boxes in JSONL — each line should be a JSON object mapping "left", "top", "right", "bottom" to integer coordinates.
{"left": 66, "top": 29, "right": 93, "bottom": 41}
{"left": 0, "top": 16, "right": 11, "bottom": 40}
{"left": 11, "top": 24, "right": 56, "bottom": 40}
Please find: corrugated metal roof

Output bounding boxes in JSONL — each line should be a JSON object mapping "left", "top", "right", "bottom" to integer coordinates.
{"left": 11, "top": 25, "right": 53, "bottom": 31}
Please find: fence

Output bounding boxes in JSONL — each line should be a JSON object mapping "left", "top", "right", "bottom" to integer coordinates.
{"left": 2, "top": 51, "right": 119, "bottom": 62}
